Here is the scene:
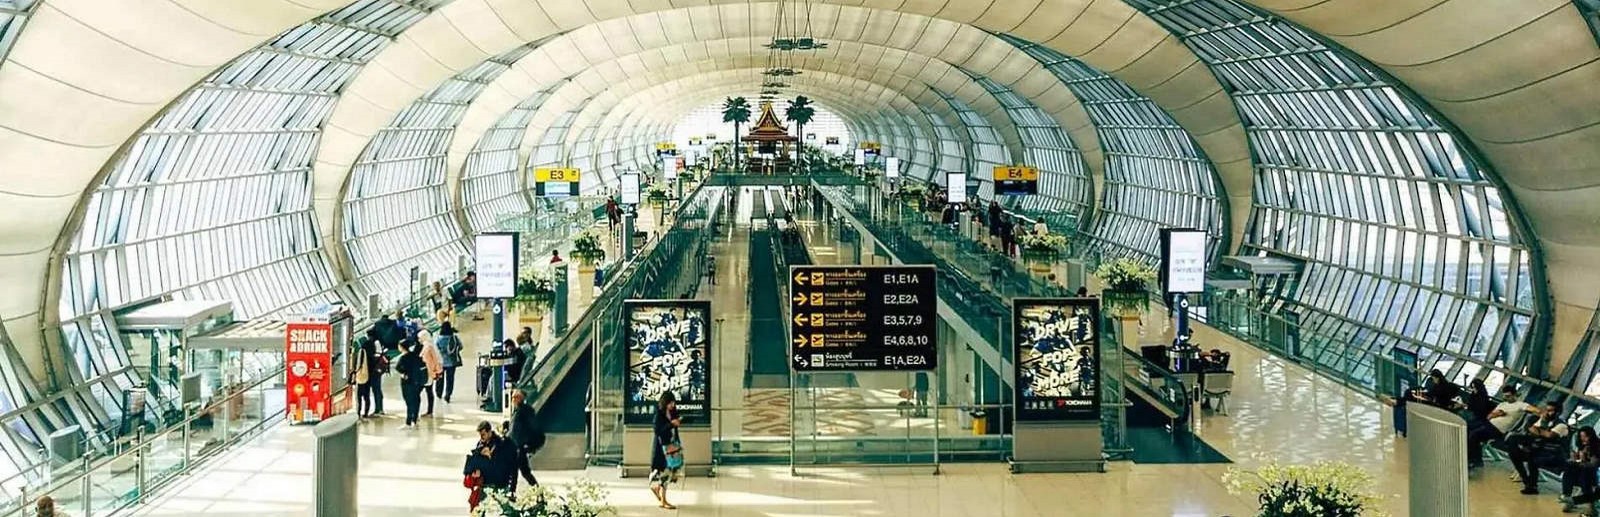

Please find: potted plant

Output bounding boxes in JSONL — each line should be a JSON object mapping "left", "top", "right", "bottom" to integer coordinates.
{"left": 510, "top": 268, "right": 555, "bottom": 340}
{"left": 646, "top": 184, "right": 669, "bottom": 204}
{"left": 1018, "top": 232, "right": 1067, "bottom": 260}
{"left": 474, "top": 478, "right": 616, "bottom": 517}
{"left": 571, "top": 229, "right": 606, "bottom": 269}
{"left": 1095, "top": 258, "right": 1156, "bottom": 317}
{"left": 1221, "top": 459, "right": 1386, "bottom": 517}
{"left": 897, "top": 182, "right": 926, "bottom": 200}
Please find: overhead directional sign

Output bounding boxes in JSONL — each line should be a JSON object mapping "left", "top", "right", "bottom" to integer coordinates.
{"left": 534, "top": 168, "right": 580, "bottom": 198}
{"left": 789, "top": 265, "right": 938, "bottom": 372}
{"left": 994, "top": 165, "right": 1039, "bottom": 195}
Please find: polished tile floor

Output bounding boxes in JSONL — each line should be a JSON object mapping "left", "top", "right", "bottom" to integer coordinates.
{"left": 130, "top": 192, "right": 1564, "bottom": 516}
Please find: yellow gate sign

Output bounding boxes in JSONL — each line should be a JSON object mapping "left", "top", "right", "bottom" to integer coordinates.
{"left": 994, "top": 165, "right": 1039, "bottom": 195}
{"left": 534, "top": 168, "right": 580, "bottom": 197}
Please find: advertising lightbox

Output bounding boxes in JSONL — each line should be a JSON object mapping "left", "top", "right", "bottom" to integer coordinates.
{"left": 473, "top": 232, "right": 518, "bottom": 299}
{"left": 1013, "top": 298, "right": 1100, "bottom": 421}
{"left": 624, "top": 300, "right": 712, "bottom": 426}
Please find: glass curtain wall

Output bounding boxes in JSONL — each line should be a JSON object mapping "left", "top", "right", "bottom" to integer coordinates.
{"left": 929, "top": 88, "right": 1010, "bottom": 201}
{"left": 1127, "top": 0, "right": 1541, "bottom": 390}
{"left": 965, "top": 74, "right": 1094, "bottom": 225}
{"left": 461, "top": 83, "right": 565, "bottom": 233}
{"left": 527, "top": 101, "right": 592, "bottom": 191}
{"left": 0, "top": 0, "right": 36, "bottom": 63}
{"left": 58, "top": 0, "right": 445, "bottom": 447}
{"left": 919, "top": 106, "right": 972, "bottom": 186}
{"left": 997, "top": 33, "right": 1225, "bottom": 263}
{"left": 342, "top": 44, "right": 536, "bottom": 307}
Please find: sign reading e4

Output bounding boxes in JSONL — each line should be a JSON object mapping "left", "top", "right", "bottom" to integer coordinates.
{"left": 994, "top": 166, "right": 1039, "bottom": 181}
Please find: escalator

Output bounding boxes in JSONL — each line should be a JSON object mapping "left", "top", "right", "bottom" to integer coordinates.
{"left": 519, "top": 184, "right": 725, "bottom": 466}
{"left": 812, "top": 183, "right": 1202, "bottom": 453}
{"left": 746, "top": 187, "right": 817, "bottom": 388}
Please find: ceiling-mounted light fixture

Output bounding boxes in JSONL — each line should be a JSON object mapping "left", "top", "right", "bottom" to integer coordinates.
{"left": 765, "top": 37, "right": 829, "bottom": 51}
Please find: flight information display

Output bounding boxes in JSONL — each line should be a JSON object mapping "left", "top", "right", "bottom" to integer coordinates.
{"left": 789, "top": 265, "right": 937, "bottom": 372}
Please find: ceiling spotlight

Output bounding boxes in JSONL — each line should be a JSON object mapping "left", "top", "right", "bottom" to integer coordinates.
{"left": 763, "top": 68, "right": 800, "bottom": 77}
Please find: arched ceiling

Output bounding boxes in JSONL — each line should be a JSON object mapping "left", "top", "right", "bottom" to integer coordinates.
{"left": 317, "top": 0, "right": 1243, "bottom": 241}
{"left": 0, "top": 0, "right": 1594, "bottom": 379}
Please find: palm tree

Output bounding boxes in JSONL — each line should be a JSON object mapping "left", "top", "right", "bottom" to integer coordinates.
{"left": 721, "top": 97, "right": 751, "bottom": 173}
{"left": 785, "top": 95, "right": 816, "bottom": 172}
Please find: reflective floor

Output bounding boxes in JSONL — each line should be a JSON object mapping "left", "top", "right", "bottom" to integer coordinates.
{"left": 128, "top": 192, "right": 1562, "bottom": 516}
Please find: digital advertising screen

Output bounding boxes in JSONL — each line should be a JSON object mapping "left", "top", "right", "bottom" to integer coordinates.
{"left": 1161, "top": 228, "right": 1208, "bottom": 294}
{"left": 885, "top": 157, "right": 901, "bottom": 179}
{"left": 623, "top": 300, "right": 712, "bottom": 426}
{"left": 1013, "top": 298, "right": 1100, "bottom": 421}
{"left": 473, "top": 232, "right": 518, "bottom": 299}
{"left": 946, "top": 172, "right": 968, "bottom": 204}
{"left": 620, "top": 172, "right": 641, "bottom": 205}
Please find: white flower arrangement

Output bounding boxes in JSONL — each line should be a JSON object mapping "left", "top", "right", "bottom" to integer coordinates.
{"left": 1222, "top": 460, "right": 1386, "bottom": 517}
{"left": 1017, "top": 232, "right": 1068, "bottom": 254}
{"left": 1094, "top": 258, "right": 1156, "bottom": 293}
{"left": 473, "top": 478, "right": 616, "bottom": 517}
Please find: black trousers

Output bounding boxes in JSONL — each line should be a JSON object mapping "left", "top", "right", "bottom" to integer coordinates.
{"left": 370, "top": 374, "right": 385, "bottom": 413}
{"left": 509, "top": 447, "right": 538, "bottom": 490}
{"left": 424, "top": 378, "right": 435, "bottom": 414}
{"left": 1465, "top": 423, "right": 1503, "bottom": 465}
{"left": 357, "top": 383, "right": 373, "bottom": 415}
{"left": 436, "top": 367, "right": 456, "bottom": 402}
{"left": 1565, "top": 463, "right": 1598, "bottom": 497}
{"left": 401, "top": 383, "right": 422, "bottom": 425}
{"left": 1510, "top": 447, "right": 1564, "bottom": 488}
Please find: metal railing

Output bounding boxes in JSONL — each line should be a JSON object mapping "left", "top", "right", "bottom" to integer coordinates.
{"left": 816, "top": 183, "right": 1194, "bottom": 443}
{"left": 2, "top": 366, "right": 283, "bottom": 517}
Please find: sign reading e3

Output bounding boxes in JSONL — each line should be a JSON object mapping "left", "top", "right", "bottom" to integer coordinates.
{"left": 535, "top": 168, "right": 580, "bottom": 182}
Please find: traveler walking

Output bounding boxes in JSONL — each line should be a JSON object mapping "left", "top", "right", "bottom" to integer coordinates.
{"left": 397, "top": 341, "right": 427, "bottom": 427}
{"left": 506, "top": 389, "right": 545, "bottom": 489}
{"left": 465, "top": 420, "right": 517, "bottom": 508}
{"left": 359, "top": 337, "right": 388, "bottom": 416}
{"left": 649, "top": 391, "right": 683, "bottom": 510}
{"left": 606, "top": 197, "right": 622, "bottom": 231}
{"left": 435, "top": 322, "right": 463, "bottom": 403}
{"left": 352, "top": 339, "right": 372, "bottom": 417}
{"left": 420, "top": 332, "right": 443, "bottom": 417}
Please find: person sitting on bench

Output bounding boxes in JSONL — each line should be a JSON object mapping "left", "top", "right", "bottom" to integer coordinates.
{"left": 1467, "top": 387, "right": 1537, "bottom": 468}
{"left": 1508, "top": 401, "right": 1570, "bottom": 494}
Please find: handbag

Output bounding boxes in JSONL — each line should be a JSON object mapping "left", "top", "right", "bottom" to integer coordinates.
{"left": 662, "top": 428, "right": 684, "bottom": 470}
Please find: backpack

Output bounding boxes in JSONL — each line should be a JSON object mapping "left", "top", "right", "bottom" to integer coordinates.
{"left": 374, "top": 353, "right": 391, "bottom": 374}
{"left": 446, "top": 335, "right": 464, "bottom": 366}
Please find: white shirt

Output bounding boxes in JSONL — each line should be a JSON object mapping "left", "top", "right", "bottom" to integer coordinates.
{"left": 1531, "top": 416, "right": 1571, "bottom": 438}
{"left": 1490, "top": 401, "right": 1535, "bottom": 433}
